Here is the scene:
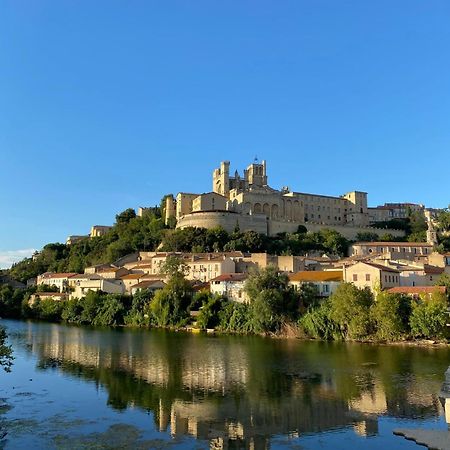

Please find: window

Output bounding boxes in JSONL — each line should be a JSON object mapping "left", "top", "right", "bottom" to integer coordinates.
{"left": 365, "top": 274, "right": 370, "bottom": 281}
{"left": 353, "top": 274, "right": 358, "bottom": 282}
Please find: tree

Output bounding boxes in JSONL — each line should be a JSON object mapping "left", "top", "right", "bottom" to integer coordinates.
{"left": 0, "top": 327, "right": 13, "bottom": 372}
{"left": 371, "top": 291, "right": 411, "bottom": 341}
{"left": 196, "top": 294, "right": 223, "bottom": 329}
{"left": 356, "top": 232, "right": 379, "bottom": 242}
{"left": 115, "top": 208, "right": 136, "bottom": 225}
{"left": 330, "top": 283, "right": 374, "bottom": 340}
{"left": 149, "top": 258, "right": 194, "bottom": 327}
{"left": 436, "top": 208, "right": 450, "bottom": 232}
{"left": 245, "top": 266, "right": 300, "bottom": 333}
{"left": 94, "top": 295, "right": 127, "bottom": 326}
{"left": 300, "top": 300, "right": 339, "bottom": 340}
{"left": 409, "top": 290, "right": 449, "bottom": 339}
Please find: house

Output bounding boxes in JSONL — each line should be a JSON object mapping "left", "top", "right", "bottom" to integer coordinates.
{"left": 350, "top": 242, "right": 433, "bottom": 261}
{"left": 288, "top": 270, "right": 343, "bottom": 297}
{"left": 29, "top": 292, "right": 68, "bottom": 305}
{"left": 344, "top": 262, "right": 400, "bottom": 291}
{"left": 210, "top": 273, "right": 249, "bottom": 303}
{"left": 36, "top": 272, "right": 78, "bottom": 292}
{"left": 387, "top": 286, "right": 447, "bottom": 300}
{"left": 428, "top": 252, "right": 450, "bottom": 272}
{"left": 95, "top": 266, "right": 129, "bottom": 279}
{"left": 398, "top": 265, "right": 444, "bottom": 287}
{"left": 69, "top": 274, "right": 124, "bottom": 299}
{"left": 130, "top": 280, "right": 166, "bottom": 296}
{"left": 120, "top": 273, "right": 149, "bottom": 293}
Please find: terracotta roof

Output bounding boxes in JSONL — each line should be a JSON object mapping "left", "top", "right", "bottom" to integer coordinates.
{"left": 132, "top": 264, "right": 153, "bottom": 269}
{"left": 353, "top": 242, "right": 432, "bottom": 247}
{"left": 97, "top": 267, "right": 122, "bottom": 273}
{"left": 289, "top": 271, "right": 343, "bottom": 282}
{"left": 423, "top": 265, "right": 445, "bottom": 274}
{"left": 210, "top": 273, "right": 248, "bottom": 282}
{"left": 387, "top": 286, "right": 446, "bottom": 295}
{"left": 40, "top": 273, "right": 78, "bottom": 279}
{"left": 120, "top": 273, "right": 144, "bottom": 280}
{"left": 70, "top": 274, "right": 102, "bottom": 280}
{"left": 357, "top": 262, "right": 400, "bottom": 273}
{"left": 34, "top": 292, "right": 67, "bottom": 297}
{"left": 131, "top": 280, "right": 166, "bottom": 289}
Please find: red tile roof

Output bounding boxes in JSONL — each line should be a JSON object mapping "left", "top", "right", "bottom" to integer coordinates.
{"left": 354, "top": 242, "right": 432, "bottom": 247}
{"left": 387, "top": 286, "right": 446, "bottom": 295}
{"left": 210, "top": 273, "right": 248, "bottom": 282}
{"left": 289, "top": 271, "right": 343, "bottom": 282}
{"left": 40, "top": 273, "right": 78, "bottom": 279}
{"left": 358, "top": 262, "right": 400, "bottom": 273}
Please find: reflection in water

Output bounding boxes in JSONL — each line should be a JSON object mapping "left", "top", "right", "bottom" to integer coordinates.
{"left": 11, "top": 322, "right": 450, "bottom": 448}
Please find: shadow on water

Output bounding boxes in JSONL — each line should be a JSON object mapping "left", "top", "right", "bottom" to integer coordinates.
{"left": 2, "top": 319, "right": 450, "bottom": 449}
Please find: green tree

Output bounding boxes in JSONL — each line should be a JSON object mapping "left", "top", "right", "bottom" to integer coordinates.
{"left": 371, "top": 291, "right": 411, "bottom": 341}
{"left": 245, "top": 266, "right": 300, "bottom": 333}
{"left": 0, "top": 327, "right": 13, "bottom": 372}
{"left": 409, "top": 291, "right": 449, "bottom": 339}
{"left": 300, "top": 300, "right": 339, "bottom": 340}
{"left": 115, "top": 208, "right": 137, "bottom": 225}
{"left": 149, "top": 259, "right": 194, "bottom": 327}
{"left": 330, "top": 283, "right": 374, "bottom": 340}
{"left": 356, "top": 232, "right": 379, "bottom": 242}
{"left": 61, "top": 299, "right": 83, "bottom": 323}
{"left": 36, "top": 299, "right": 64, "bottom": 321}
{"left": 94, "top": 295, "right": 127, "bottom": 326}
{"left": 196, "top": 294, "right": 223, "bottom": 329}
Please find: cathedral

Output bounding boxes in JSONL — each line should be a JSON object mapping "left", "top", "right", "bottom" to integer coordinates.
{"left": 164, "top": 160, "right": 403, "bottom": 239}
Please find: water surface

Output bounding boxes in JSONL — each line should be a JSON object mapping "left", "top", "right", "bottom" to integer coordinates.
{"left": 0, "top": 319, "right": 449, "bottom": 449}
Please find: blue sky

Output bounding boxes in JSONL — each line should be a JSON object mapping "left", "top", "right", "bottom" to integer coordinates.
{"left": 1, "top": 1, "right": 450, "bottom": 267}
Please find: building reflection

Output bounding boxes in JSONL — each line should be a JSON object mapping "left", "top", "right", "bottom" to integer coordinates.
{"left": 23, "top": 322, "right": 448, "bottom": 449}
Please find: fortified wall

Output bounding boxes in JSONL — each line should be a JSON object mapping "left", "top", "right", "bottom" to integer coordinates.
{"left": 176, "top": 210, "right": 405, "bottom": 240}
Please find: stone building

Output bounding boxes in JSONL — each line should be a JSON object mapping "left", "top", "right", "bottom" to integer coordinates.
{"left": 167, "top": 160, "right": 404, "bottom": 239}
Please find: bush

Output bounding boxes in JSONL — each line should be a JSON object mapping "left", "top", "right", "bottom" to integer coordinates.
{"left": 218, "top": 302, "right": 252, "bottom": 333}
{"left": 409, "top": 291, "right": 449, "bottom": 339}
{"left": 196, "top": 295, "right": 224, "bottom": 330}
{"left": 371, "top": 292, "right": 411, "bottom": 341}
{"left": 330, "top": 283, "right": 374, "bottom": 340}
{"left": 299, "top": 300, "right": 339, "bottom": 340}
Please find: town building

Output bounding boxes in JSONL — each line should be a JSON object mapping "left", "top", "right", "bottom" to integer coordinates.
{"left": 130, "top": 280, "right": 166, "bottom": 295}
{"left": 349, "top": 242, "right": 433, "bottom": 260}
{"left": 288, "top": 270, "right": 343, "bottom": 297}
{"left": 343, "top": 262, "right": 401, "bottom": 292}
{"left": 368, "top": 203, "right": 424, "bottom": 223}
{"left": 387, "top": 286, "right": 447, "bottom": 300}
{"left": 90, "top": 225, "right": 113, "bottom": 238}
{"left": 36, "top": 272, "right": 78, "bottom": 292}
{"left": 29, "top": 292, "right": 69, "bottom": 305}
{"left": 66, "top": 235, "right": 88, "bottom": 245}
{"left": 210, "top": 273, "right": 249, "bottom": 303}
{"left": 69, "top": 274, "right": 124, "bottom": 299}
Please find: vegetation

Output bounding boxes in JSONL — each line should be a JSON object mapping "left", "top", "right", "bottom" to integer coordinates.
{"left": 0, "top": 327, "right": 13, "bottom": 372}
{"left": 300, "top": 283, "right": 449, "bottom": 342}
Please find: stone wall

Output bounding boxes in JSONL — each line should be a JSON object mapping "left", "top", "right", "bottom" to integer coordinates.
{"left": 176, "top": 211, "right": 268, "bottom": 234}
{"left": 176, "top": 211, "right": 405, "bottom": 240}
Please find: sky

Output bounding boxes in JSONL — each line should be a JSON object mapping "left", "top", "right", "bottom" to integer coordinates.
{"left": 1, "top": 0, "right": 450, "bottom": 268}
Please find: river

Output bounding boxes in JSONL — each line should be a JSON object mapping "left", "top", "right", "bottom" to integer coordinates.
{"left": 0, "top": 319, "right": 449, "bottom": 449}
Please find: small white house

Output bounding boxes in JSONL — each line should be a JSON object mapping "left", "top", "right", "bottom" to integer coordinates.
{"left": 210, "top": 273, "right": 249, "bottom": 303}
